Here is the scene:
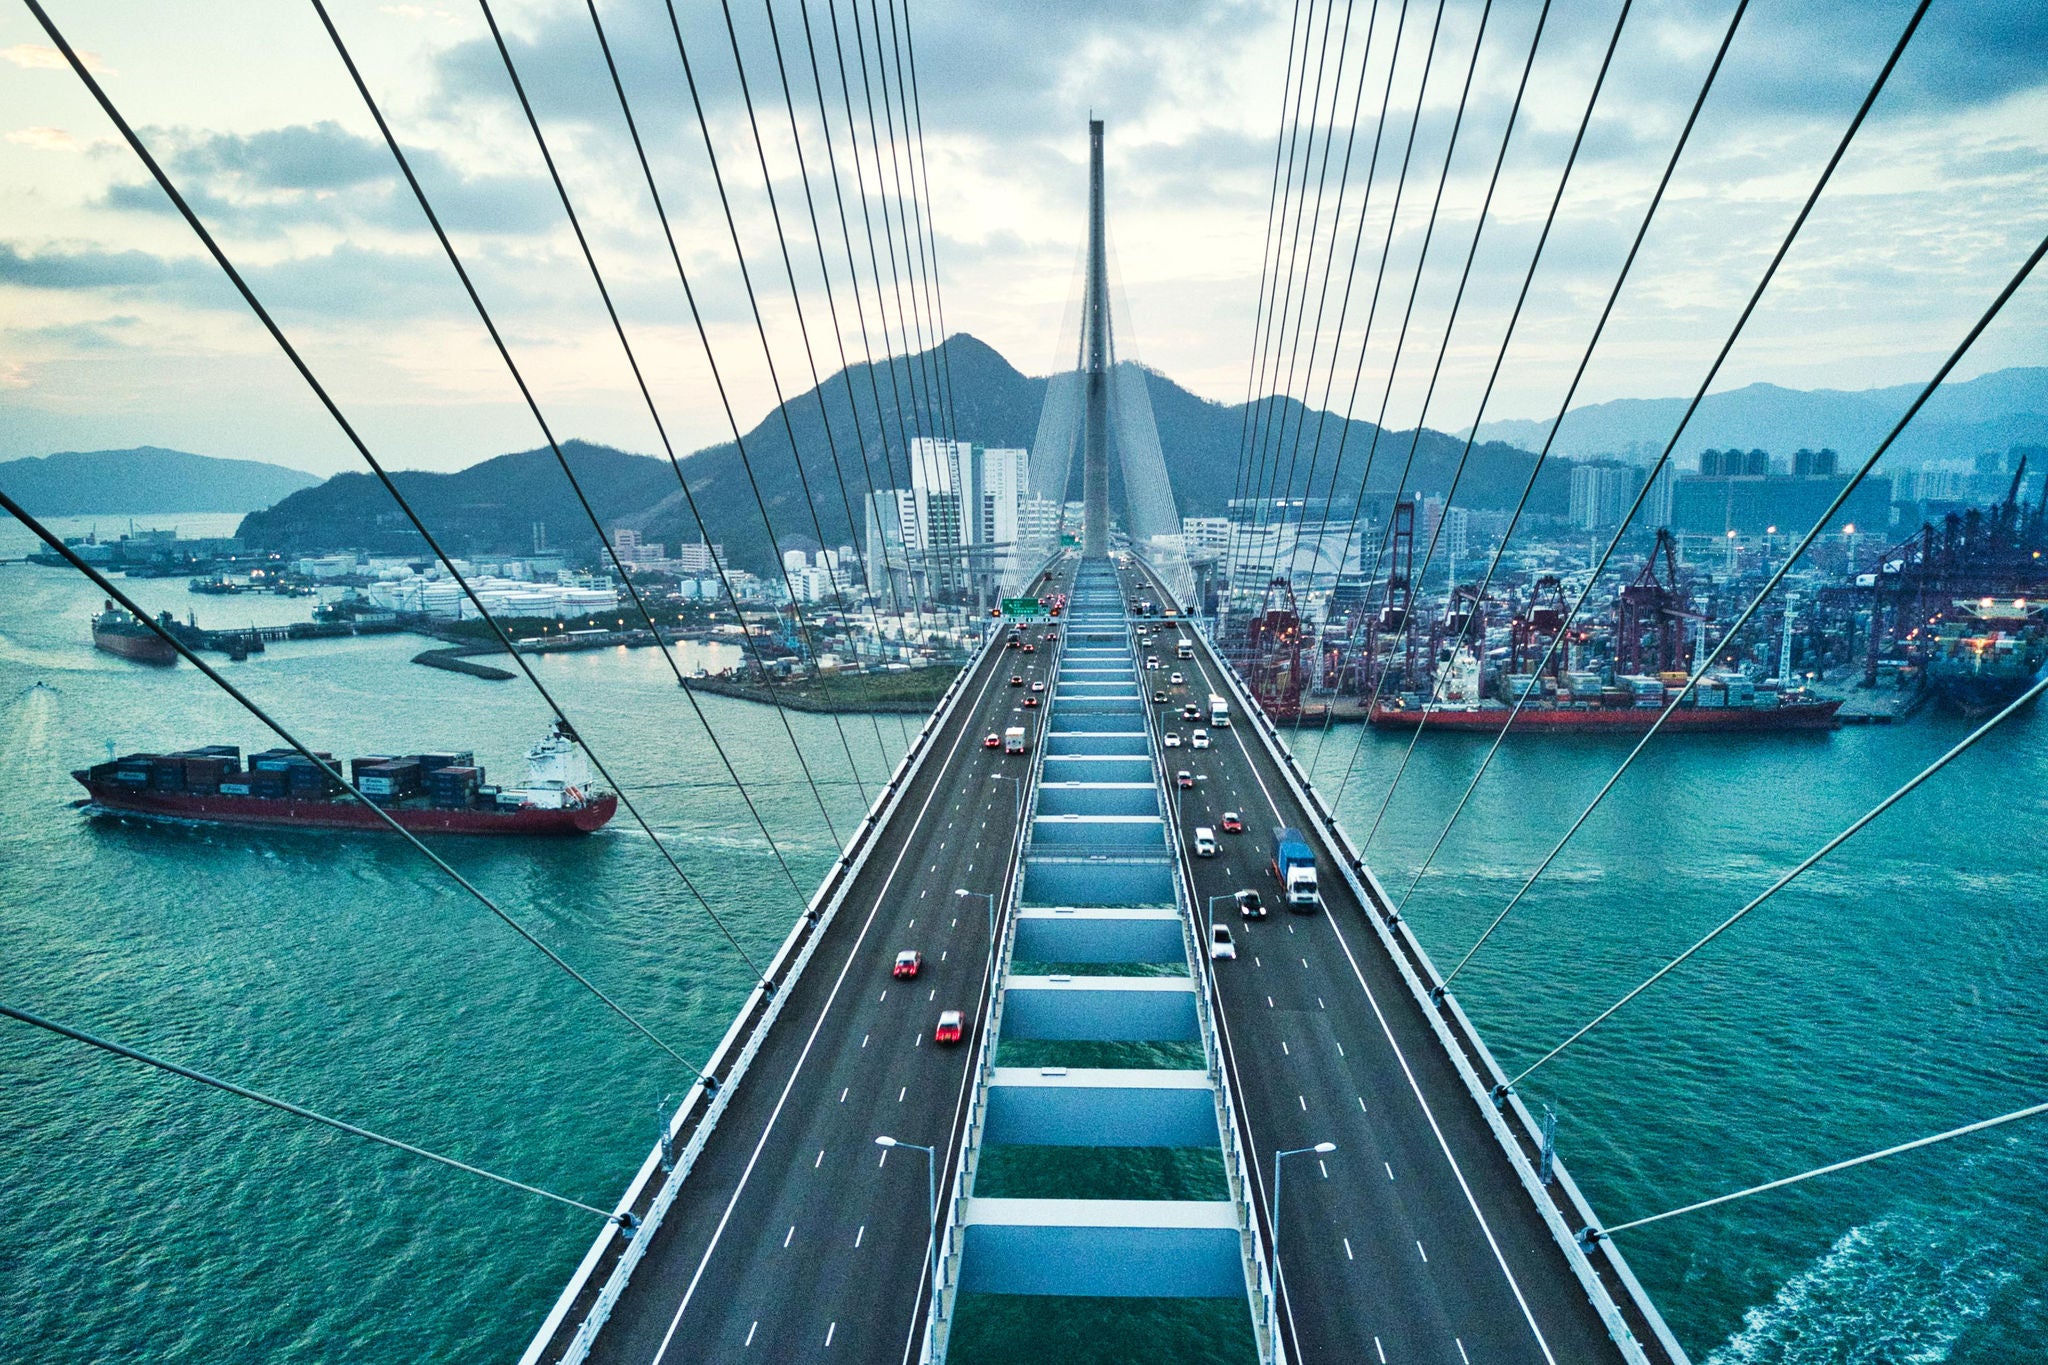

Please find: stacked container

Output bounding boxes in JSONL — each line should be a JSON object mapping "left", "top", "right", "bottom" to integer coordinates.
{"left": 428, "top": 765, "right": 483, "bottom": 809}
{"left": 356, "top": 759, "right": 422, "bottom": 803}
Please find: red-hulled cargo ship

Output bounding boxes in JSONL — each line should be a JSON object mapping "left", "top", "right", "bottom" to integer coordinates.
{"left": 1368, "top": 696, "right": 1842, "bottom": 733}
{"left": 92, "top": 602, "right": 178, "bottom": 665}
{"left": 73, "top": 722, "right": 616, "bottom": 835}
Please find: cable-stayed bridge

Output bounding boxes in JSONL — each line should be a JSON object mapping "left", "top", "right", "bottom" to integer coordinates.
{"left": 7, "top": 2, "right": 2045, "bottom": 1362}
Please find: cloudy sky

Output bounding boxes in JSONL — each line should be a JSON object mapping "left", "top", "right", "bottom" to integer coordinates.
{"left": 1, "top": 0, "right": 2043, "bottom": 475}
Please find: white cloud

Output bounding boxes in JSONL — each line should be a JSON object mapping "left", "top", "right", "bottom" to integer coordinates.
{"left": 6, "top": 125, "right": 75, "bottom": 150}
{"left": 2, "top": 41, "right": 114, "bottom": 75}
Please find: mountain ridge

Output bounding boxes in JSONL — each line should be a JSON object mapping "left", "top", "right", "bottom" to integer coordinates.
{"left": 0, "top": 446, "right": 318, "bottom": 516}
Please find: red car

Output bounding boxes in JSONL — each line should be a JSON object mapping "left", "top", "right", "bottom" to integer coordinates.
{"left": 1010, "top": 675, "right": 1024, "bottom": 687}
{"left": 1022, "top": 643, "right": 1036, "bottom": 653}
{"left": 934, "top": 1010, "right": 964, "bottom": 1044}
{"left": 1221, "top": 811, "right": 1244, "bottom": 834}
{"left": 1176, "top": 770, "right": 1194, "bottom": 789}
{"left": 1022, "top": 696, "right": 1040, "bottom": 708}
{"left": 893, "top": 950, "right": 922, "bottom": 980}
{"left": 984, "top": 732, "right": 1002, "bottom": 749}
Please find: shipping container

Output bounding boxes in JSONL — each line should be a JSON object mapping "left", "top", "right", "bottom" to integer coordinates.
{"left": 218, "top": 782, "right": 252, "bottom": 796}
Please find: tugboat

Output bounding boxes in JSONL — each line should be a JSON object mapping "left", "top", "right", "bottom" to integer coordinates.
{"left": 91, "top": 602, "right": 177, "bottom": 666}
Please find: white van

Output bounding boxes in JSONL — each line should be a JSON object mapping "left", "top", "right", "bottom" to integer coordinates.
{"left": 1191, "top": 728, "right": 1211, "bottom": 750}
{"left": 1192, "top": 827, "right": 1217, "bottom": 857}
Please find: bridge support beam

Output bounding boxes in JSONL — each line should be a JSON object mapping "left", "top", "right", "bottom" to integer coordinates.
{"left": 1013, "top": 908, "right": 1183, "bottom": 964}
{"left": 957, "top": 1198, "right": 1241, "bottom": 1297}
{"left": 1000, "top": 974, "right": 1199, "bottom": 1042}
{"left": 984, "top": 1068, "right": 1218, "bottom": 1146}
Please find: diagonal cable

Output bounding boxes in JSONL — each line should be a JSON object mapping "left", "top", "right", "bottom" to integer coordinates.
{"left": 38, "top": 0, "right": 770, "bottom": 986}
{"left": 2, "top": 1001, "right": 626, "bottom": 1221}
{"left": 1388, "top": 0, "right": 1751, "bottom": 920}
{"left": 321, "top": 0, "right": 824, "bottom": 903}
{"left": 1440, "top": 0, "right": 1939, "bottom": 986}
{"left": 1, "top": 491, "right": 711, "bottom": 1079}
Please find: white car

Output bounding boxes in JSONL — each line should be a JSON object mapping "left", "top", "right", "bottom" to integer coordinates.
{"left": 1209, "top": 924, "right": 1237, "bottom": 960}
{"left": 1192, "top": 827, "right": 1217, "bottom": 857}
{"left": 1191, "top": 728, "right": 1210, "bottom": 750}
{"left": 1162, "top": 731, "right": 1182, "bottom": 749}
{"left": 1169, "top": 671, "right": 1185, "bottom": 686}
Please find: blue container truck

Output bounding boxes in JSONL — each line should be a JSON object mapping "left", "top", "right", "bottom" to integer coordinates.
{"left": 1270, "top": 827, "right": 1319, "bottom": 910}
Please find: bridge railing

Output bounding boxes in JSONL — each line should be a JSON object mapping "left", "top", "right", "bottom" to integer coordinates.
{"left": 1183, "top": 598, "right": 1691, "bottom": 1365}
{"left": 518, "top": 624, "right": 1007, "bottom": 1365}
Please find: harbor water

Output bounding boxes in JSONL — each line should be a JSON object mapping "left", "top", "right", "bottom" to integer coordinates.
{"left": 2, "top": 519, "right": 2043, "bottom": 1363}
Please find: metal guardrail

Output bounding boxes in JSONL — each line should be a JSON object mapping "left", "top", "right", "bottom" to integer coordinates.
{"left": 518, "top": 625, "right": 1007, "bottom": 1365}
{"left": 1185, "top": 606, "right": 1692, "bottom": 1365}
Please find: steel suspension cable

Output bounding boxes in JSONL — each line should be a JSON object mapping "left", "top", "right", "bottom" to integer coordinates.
{"left": 813, "top": 0, "right": 946, "bottom": 613}
{"left": 1248, "top": 0, "right": 1447, "bottom": 758}
{"left": 767, "top": 0, "right": 932, "bottom": 706}
{"left": 660, "top": 0, "right": 887, "bottom": 835}
{"left": 1, "top": 1002, "right": 628, "bottom": 1222}
{"left": 1510, "top": 662, "right": 2048, "bottom": 1091}
{"left": 1250, "top": 0, "right": 1367, "bottom": 583}
{"left": 853, "top": 0, "right": 948, "bottom": 451}
{"left": 1585, "top": 1099, "right": 2048, "bottom": 1244}
{"left": 321, "top": 0, "right": 826, "bottom": 904}
{"left": 38, "top": 0, "right": 770, "bottom": 987}
{"left": 0, "top": 490, "right": 712, "bottom": 1079}
{"left": 713, "top": 0, "right": 909, "bottom": 754}
{"left": 890, "top": 0, "right": 963, "bottom": 446}
{"left": 1265, "top": 0, "right": 1394, "bottom": 628}
{"left": 1349, "top": 0, "right": 1628, "bottom": 852}
{"left": 1385, "top": 0, "right": 1751, "bottom": 918}
{"left": 1233, "top": 0, "right": 1345, "bottom": 584}
{"left": 1226, "top": 0, "right": 1326, "bottom": 582}
{"left": 1441, "top": 0, "right": 1937, "bottom": 985}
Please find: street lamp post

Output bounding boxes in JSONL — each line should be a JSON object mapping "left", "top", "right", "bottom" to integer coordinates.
{"left": 954, "top": 887, "right": 995, "bottom": 953}
{"left": 991, "top": 772, "right": 1024, "bottom": 827}
{"left": 1268, "top": 1141, "right": 1337, "bottom": 1356}
{"left": 1205, "top": 893, "right": 1234, "bottom": 943}
{"left": 875, "top": 1135, "right": 940, "bottom": 1309}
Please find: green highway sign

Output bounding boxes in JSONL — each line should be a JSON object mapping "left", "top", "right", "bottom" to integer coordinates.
{"left": 1001, "top": 598, "right": 1047, "bottom": 618}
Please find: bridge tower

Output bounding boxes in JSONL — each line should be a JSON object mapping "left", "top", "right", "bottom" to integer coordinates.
{"left": 1081, "top": 118, "right": 1111, "bottom": 559}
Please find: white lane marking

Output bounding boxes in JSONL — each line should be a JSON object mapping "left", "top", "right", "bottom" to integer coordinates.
{"left": 815, "top": 1149, "right": 824, "bottom": 1168}
{"left": 840, "top": 1088, "right": 848, "bottom": 1103}
{"left": 1386, "top": 1162, "right": 1395, "bottom": 1180}
{"left": 879, "top": 990, "right": 887, "bottom": 1002}
{"left": 862, "top": 1034, "right": 870, "bottom": 1048}
{"left": 646, "top": 644, "right": 1012, "bottom": 1364}
{"left": 899, "top": 1086, "right": 907, "bottom": 1103}
{"left": 1319, "top": 997, "right": 1327, "bottom": 1009}
{"left": 1281, "top": 1040, "right": 1290, "bottom": 1056}
{"left": 908, "top": 920, "right": 915, "bottom": 929}
{"left": 915, "top": 1034, "right": 922, "bottom": 1047}
{"left": 783, "top": 1225, "right": 795, "bottom": 1248}
{"left": 1318, "top": 1159, "right": 1329, "bottom": 1179}
{"left": 826, "top": 1322, "right": 836, "bottom": 1346}
{"left": 1266, "top": 996, "right": 1275, "bottom": 1008}
{"left": 1288, "top": 924, "right": 1295, "bottom": 935}
{"left": 1335, "top": 1041, "right": 1345, "bottom": 1058}
{"left": 1298, "top": 1095, "right": 1307, "bottom": 1112}
{"left": 878, "top": 1149, "right": 888, "bottom": 1168}
{"left": 1255, "top": 956, "right": 1263, "bottom": 968}
{"left": 940, "top": 951, "right": 948, "bottom": 961}
{"left": 1344, "top": 1237, "right": 1354, "bottom": 1260}
{"left": 1417, "top": 1240, "right": 1428, "bottom": 1263}
{"left": 921, "top": 889, "right": 928, "bottom": 899}
{"left": 1375, "top": 1338, "right": 1386, "bottom": 1363}
{"left": 1358, "top": 1097, "right": 1367, "bottom": 1113}
{"left": 855, "top": 1225, "right": 865, "bottom": 1247}
{"left": 746, "top": 1321, "right": 758, "bottom": 1346}
{"left": 1301, "top": 957, "right": 1309, "bottom": 969}
{"left": 1458, "top": 1341, "right": 1470, "bottom": 1364}
{"left": 1316, "top": 890, "right": 1558, "bottom": 1361}
{"left": 929, "top": 989, "right": 936, "bottom": 1001}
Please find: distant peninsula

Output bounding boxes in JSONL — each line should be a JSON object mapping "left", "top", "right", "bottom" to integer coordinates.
{"left": 0, "top": 446, "right": 319, "bottom": 516}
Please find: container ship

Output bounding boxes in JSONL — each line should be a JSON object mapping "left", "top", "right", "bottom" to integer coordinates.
{"left": 91, "top": 602, "right": 178, "bottom": 666}
{"left": 1368, "top": 647, "right": 1841, "bottom": 733}
{"left": 73, "top": 722, "right": 617, "bottom": 834}
{"left": 1921, "top": 597, "right": 2048, "bottom": 719}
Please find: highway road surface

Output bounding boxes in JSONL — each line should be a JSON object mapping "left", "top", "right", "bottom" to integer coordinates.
{"left": 1116, "top": 558, "right": 1625, "bottom": 1365}
{"left": 584, "top": 570, "right": 1071, "bottom": 1365}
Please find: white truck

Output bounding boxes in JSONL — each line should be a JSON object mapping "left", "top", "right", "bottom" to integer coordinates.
{"left": 1208, "top": 692, "right": 1229, "bottom": 727}
{"left": 1003, "top": 726, "right": 1029, "bottom": 755}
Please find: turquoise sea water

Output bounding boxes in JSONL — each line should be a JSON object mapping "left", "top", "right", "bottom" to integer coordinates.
{"left": 2, "top": 519, "right": 2043, "bottom": 1363}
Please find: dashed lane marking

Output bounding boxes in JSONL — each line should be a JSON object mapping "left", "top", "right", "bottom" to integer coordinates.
{"left": 1385, "top": 1162, "right": 1395, "bottom": 1181}
{"left": 1336, "top": 1041, "right": 1345, "bottom": 1058}
{"left": 855, "top": 1225, "right": 865, "bottom": 1248}
{"left": 783, "top": 1226, "right": 795, "bottom": 1248}
{"left": 1281, "top": 1040, "right": 1289, "bottom": 1056}
{"left": 1298, "top": 1095, "right": 1307, "bottom": 1111}
{"left": 1417, "top": 1240, "right": 1428, "bottom": 1263}
{"left": 746, "top": 1321, "right": 758, "bottom": 1347}
{"left": 815, "top": 1150, "right": 824, "bottom": 1168}
{"left": 879, "top": 990, "right": 887, "bottom": 1003}
{"left": 898, "top": 1087, "right": 907, "bottom": 1102}
{"left": 839, "top": 1088, "right": 848, "bottom": 1103}
{"left": 1375, "top": 1337, "right": 1386, "bottom": 1363}
{"left": 826, "top": 1322, "right": 836, "bottom": 1347}
{"left": 861, "top": 1034, "right": 869, "bottom": 1048}
{"left": 1344, "top": 1237, "right": 1354, "bottom": 1261}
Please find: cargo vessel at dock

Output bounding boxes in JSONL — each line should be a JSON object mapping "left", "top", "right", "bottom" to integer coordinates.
{"left": 73, "top": 722, "right": 616, "bottom": 835}
{"left": 1368, "top": 647, "right": 1842, "bottom": 733}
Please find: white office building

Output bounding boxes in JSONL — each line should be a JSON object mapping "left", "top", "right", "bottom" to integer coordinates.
{"left": 867, "top": 438, "right": 1037, "bottom": 602}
